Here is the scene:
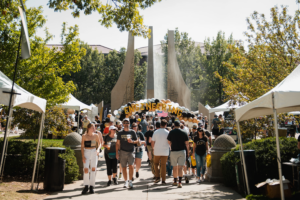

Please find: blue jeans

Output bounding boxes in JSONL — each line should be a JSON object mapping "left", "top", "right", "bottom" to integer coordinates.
{"left": 167, "top": 160, "right": 173, "bottom": 176}
{"left": 195, "top": 152, "right": 206, "bottom": 177}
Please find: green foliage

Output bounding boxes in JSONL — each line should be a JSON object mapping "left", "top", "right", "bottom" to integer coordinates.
{"left": 221, "top": 6, "right": 300, "bottom": 103}
{"left": 13, "top": 107, "right": 71, "bottom": 138}
{"left": 63, "top": 45, "right": 146, "bottom": 105}
{"left": 0, "top": 0, "right": 86, "bottom": 108}
{"left": 0, "top": 138, "right": 79, "bottom": 184}
{"left": 220, "top": 137, "right": 299, "bottom": 187}
{"left": 46, "top": 0, "right": 161, "bottom": 38}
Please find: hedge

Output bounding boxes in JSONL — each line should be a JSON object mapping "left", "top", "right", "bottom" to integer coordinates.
{"left": 220, "top": 137, "right": 299, "bottom": 187}
{"left": 0, "top": 138, "right": 79, "bottom": 184}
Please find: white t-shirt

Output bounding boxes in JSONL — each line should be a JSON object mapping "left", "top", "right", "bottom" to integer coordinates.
{"left": 152, "top": 128, "right": 170, "bottom": 156}
{"left": 184, "top": 126, "right": 189, "bottom": 135}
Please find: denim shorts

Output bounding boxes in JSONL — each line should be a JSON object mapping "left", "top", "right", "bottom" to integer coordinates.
{"left": 135, "top": 151, "right": 143, "bottom": 159}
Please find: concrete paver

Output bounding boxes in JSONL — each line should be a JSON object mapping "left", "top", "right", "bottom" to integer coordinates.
{"left": 45, "top": 151, "right": 245, "bottom": 200}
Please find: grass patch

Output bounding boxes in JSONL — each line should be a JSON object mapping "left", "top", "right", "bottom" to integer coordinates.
{"left": 10, "top": 137, "right": 64, "bottom": 146}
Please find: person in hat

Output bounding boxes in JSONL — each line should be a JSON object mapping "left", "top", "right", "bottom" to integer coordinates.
{"left": 103, "top": 125, "right": 118, "bottom": 186}
{"left": 187, "top": 139, "right": 196, "bottom": 176}
{"left": 137, "top": 118, "right": 141, "bottom": 126}
{"left": 212, "top": 114, "right": 220, "bottom": 139}
{"left": 140, "top": 115, "right": 148, "bottom": 134}
{"left": 190, "top": 125, "right": 198, "bottom": 141}
{"left": 116, "top": 118, "right": 138, "bottom": 189}
{"left": 167, "top": 120, "right": 189, "bottom": 188}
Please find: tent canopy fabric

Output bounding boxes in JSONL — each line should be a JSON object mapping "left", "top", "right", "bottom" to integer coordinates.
{"left": 235, "top": 64, "right": 300, "bottom": 122}
{"left": 205, "top": 104, "right": 211, "bottom": 109}
{"left": 209, "top": 100, "right": 244, "bottom": 113}
{"left": 59, "top": 94, "right": 91, "bottom": 111}
{"left": 0, "top": 71, "right": 46, "bottom": 113}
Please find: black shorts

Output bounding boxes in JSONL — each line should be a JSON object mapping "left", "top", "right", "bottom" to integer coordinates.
{"left": 212, "top": 128, "right": 220, "bottom": 136}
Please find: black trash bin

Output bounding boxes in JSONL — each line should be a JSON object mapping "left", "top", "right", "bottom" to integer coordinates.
{"left": 234, "top": 150, "right": 258, "bottom": 194}
{"left": 44, "top": 147, "right": 66, "bottom": 191}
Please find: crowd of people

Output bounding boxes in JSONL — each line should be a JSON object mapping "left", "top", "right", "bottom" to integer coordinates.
{"left": 80, "top": 113, "right": 213, "bottom": 194}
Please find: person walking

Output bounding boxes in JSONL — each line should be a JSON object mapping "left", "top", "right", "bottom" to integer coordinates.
{"left": 151, "top": 119, "right": 170, "bottom": 184}
{"left": 193, "top": 128, "right": 209, "bottom": 183}
{"left": 167, "top": 121, "right": 189, "bottom": 188}
{"left": 82, "top": 115, "right": 91, "bottom": 135}
{"left": 212, "top": 114, "right": 220, "bottom": 139}
{"left": 132, "top": 123, "right": 146, "bottom": 179}
{"left": 103, "top": 126, "right": 119, "bottom": 186}
{"left": 144, "top": 125, "right": 156, "bottom": 176}
{"left": 140, "top": 116, "right": 148, "bottom": 134}
{"left": 81, "top": 123, "right": 101, "bottom": 194}
{"left": 116, "top": 118, "right": 138, "bottom": 189}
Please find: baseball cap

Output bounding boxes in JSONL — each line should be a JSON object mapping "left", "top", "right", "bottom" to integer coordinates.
{"left": 174, "top": 120, "right": 180, "bottom": 126}
{"left": 214, "top": 114, "right": 218, "bottom": 117}
{"left": 192, "top": 124, "right": 198, "bottom": 129}
{"left": 137, "top": 118, "right": 141, "bottom": 122}
{"left": 116, "top": 120, "right": 122, "bottom": 126}
{"left": 109, "top": 126, "right": 117, "bottom": 131}
{"left": 123, "top": 118, "right": 130, "bottom": 122}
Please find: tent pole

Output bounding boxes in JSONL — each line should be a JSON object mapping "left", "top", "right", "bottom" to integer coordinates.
{"left": 31, "top": 112, "right": 45, "bottom": 190}
{"left": 77, "top": 110, "right": 80, "bottom": 133}
{"left": 237, "top": 121, "right": 250, "bottom": 195}
{"left": 273, "top": 109, "right": 285, "bottom": 200}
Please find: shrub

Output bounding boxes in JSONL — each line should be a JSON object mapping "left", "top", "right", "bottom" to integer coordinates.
{"left": 0, "top": 138, "right": 79, "bottom": 184}
{"left": 220, "top": 137, "right": 299, "bottom": 187}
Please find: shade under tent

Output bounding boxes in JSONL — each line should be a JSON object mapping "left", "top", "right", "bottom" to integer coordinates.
{"left": 0, "top": 70, "right": 47, "bottom": 190}
{"left": 234, "top": 64, "right": 300, "bottom": 199}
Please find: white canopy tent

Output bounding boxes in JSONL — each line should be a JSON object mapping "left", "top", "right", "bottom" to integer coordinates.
{"left": 235, "top": 64, "right": 300, "bottom": 199}
{"left": 58, "top": 94, "right": 92, "bottom": 133}
{"left": 0, "top": 71, "right": 46, "bottom": 190}
{"left": 205, "top": 104, "right": 211, "bottom": 110}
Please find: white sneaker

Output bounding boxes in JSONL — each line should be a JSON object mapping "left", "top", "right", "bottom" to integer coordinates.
{"left": 197, "top": 179, "right": 201, "bottom": 183}
{"left": 128, "top": 180, "right": 133, "bottom": 189}
{"left": 124, "top": 180, "right": 128, "bottom": 188}
{"left": 201, "top": 177, "right": 204, "bottom": 182}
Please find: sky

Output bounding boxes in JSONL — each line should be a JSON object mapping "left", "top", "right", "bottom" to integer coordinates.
{"left": 26, "top": 0, "right": 300, "bottom": 51}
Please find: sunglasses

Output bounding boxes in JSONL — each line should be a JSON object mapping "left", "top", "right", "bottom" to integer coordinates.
{"left": 123, "top": 122, "right": 129, "bottom": 124}
{"left": 132, "top": 126, "right": 137, "bottom": 127}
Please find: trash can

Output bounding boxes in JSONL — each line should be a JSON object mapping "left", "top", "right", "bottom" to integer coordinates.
{"left": 44, "top": 147, "right": 66, "bottom": 191}
{"left": 234, "top": 150, "right": 258, "bottom": 194}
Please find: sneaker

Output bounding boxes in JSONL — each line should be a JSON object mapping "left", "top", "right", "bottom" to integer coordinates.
{"left": 132, "top": 177, "right": 134, "bottom": 182}
{"left": 152, "top": 176, "right": 156, "bottom": 180}
{"left": 196, "top": 179, "right": 201, "bottom": 183}
{"left": 89, "top": 186, "right": 94, "bottom": 194}
{"left": 201, "top": 177, "right": 205, "bottom": 182}
{"left": 128, "top": 180, "right": 133, "bottom": 189}
{"left": 172, "top": 182, "right": 177, "bottom": 186}
{"left": 154, "top": 178, "right": 160, "bottom": 184}
{"left": 107, "top": 180, "right": 112, "bottom": 186}
{"left": 177, "top": 183, "right": 182, "bottom": 188}
{"left": 81, "top": 185, "right": 89, "bottom": 194}
{"left": 119, "top": 173, "right": 122, "bottom": 179}
{"left": 136, "top": 172, "right": 139, "bottom": 178}
{"left": 161, "top": 181, "right": 167, "bottom": 185}
{"left": 124, "top": 181, "right": 128, "bottom": 188}
{"left": 113, "top": 178, "right": 118, "bottom": 185}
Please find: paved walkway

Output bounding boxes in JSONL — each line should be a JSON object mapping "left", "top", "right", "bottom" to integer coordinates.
{"left": 45, "top": 152, "right": 244, "bottom": 200}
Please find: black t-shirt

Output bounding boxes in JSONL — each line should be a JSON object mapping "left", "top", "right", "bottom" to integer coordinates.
{"left": 117, "top": 130, "right": 137, "bottom": 152}
{"left": 104, "top": 134, "right": 117, "bottom": 154}
{"left": 135, "top": 131, "right": 145, "bottom": 147}
{"left": 167, "top": 128, "right": 189, "bottom": 151}
{"left": 194, "top": 136, "right": 207, "bottom": 156}
{"left": 205, "top": 131, "right": 211, "bottom": 138}
{"left": 144, "top": 130, "right": 154, "bottom": 145}
{"left": 189, "top": 131, "right": 197, "bottom": 141}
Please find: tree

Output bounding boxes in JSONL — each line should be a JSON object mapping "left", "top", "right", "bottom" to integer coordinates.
{"left": 46, "top": 0, "right": 161, "bottom": 38}
{"left": 200, "top": 31, "right": 234, "bottom": 107}
{"left": 220, "top": 6, "right": 300, "bottom": 103}
{"left": 63, "top": 46, "right": 147, "bottom": 105}
{"left": 0, "top": 1, "right": 86, "bottom": 107}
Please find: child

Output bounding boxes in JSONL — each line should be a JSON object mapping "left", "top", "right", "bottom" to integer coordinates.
{"left": 187, "top": 140, "right": 196, "bottom": 176}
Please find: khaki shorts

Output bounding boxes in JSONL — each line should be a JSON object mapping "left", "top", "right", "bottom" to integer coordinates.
{"left": 170, "top": 150, "right": 186, "bottom": 166}
{"left": 119, "top": 150, "right": 135, "bottom": 167}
